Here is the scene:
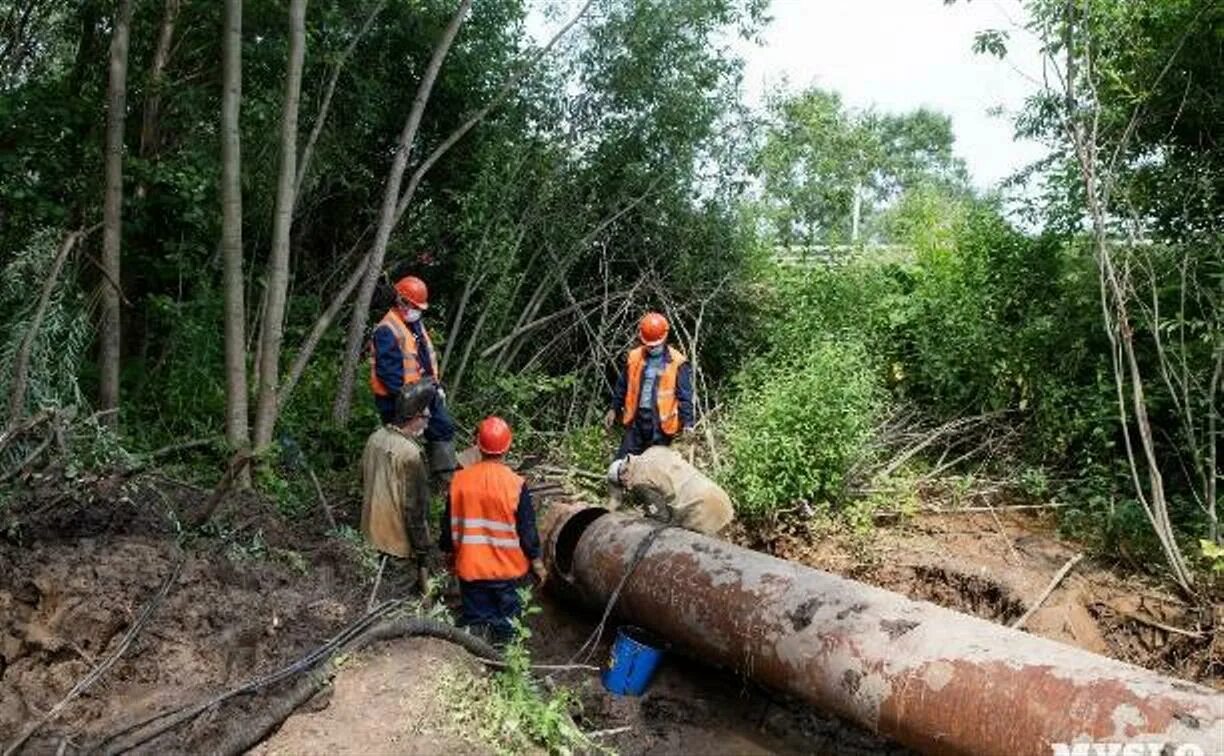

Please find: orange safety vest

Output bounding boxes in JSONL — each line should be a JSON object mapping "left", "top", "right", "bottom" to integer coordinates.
{"left": 622, "top": 346, "right": 687, "bottom": 436}
{"left": 368, "top": 308, "right": 438, "bottom": 397}
{"left": 448, "top": 461, "right": 530, "bottom": 582}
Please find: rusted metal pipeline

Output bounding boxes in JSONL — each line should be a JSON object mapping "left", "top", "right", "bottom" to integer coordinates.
{"left": 542, "top": 503, "right": 1223, "bottom": 756}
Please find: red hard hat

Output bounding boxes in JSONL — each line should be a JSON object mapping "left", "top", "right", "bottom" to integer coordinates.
{"left": 476, "top": 416, "right": 513, "bottom": 456}
{"left": 638, "top": 312, "right": 669, "bottom": 347}
{"left": 394, "top": 275, "right": 429, "bottom": 310}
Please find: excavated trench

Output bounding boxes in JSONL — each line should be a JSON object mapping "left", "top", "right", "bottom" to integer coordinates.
{"left": 2, "top": 476, "right": 1217, "bottom": 754}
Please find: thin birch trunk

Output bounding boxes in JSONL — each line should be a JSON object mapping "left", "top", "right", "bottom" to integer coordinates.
{"left": 252, "top": 0, "right": 307, "bottom": 450}
{"left": 220, "top": 0, "right": 249, "bottom": 451}
{"left": 98, "top": 0, "right": 133, "bottom": 429}
{"left": 331, "top": 0, "right": 474, "bottom": 425}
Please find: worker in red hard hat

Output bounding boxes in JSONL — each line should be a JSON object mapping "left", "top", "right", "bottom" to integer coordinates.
{"left": 604, "top": 312, "right": 695, "bottom": 459}
{"left": 439, "top": 416, "right": 546, "bottom": 646}
{"left": 368, "top": 274, "right": 457, "bottom": 486}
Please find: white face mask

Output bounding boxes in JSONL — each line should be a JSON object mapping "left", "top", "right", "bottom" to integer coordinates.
{"left": 649, "top": 344, "right": 665, "bottom": 356}
{"left": 405, "top": 308, "right": 423, "bottom": 323}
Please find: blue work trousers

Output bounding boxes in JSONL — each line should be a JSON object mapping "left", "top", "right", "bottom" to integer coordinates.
{"left": 375, "top": 387, "right": 455, "bottom": 442}
{"left": 459, "top": 577, "right": 525, "bottom": 647}
{"left": 615, "top": 408, "right": 674, "bottom": 460}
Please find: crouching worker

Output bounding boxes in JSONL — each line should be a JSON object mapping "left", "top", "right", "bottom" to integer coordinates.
{"left": 360, "top": 382, "right": 437, "bottom": 593}
{"left": 440, "top": 416, "right": 547, "bottom": 646}
{"left": 607, "top": 445, "right": 734, "bottom": 536}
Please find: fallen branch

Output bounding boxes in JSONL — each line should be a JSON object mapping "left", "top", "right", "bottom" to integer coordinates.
{"left": 0, "top": 429, "right": 54, "bottom": 483}
{"left": 307, "top": 465, "right": 338, "bottom": 531}
{"left": 3, "top": 555, "right": 183, "bottom": 756}
{"left": 0, "top": 409, "right": 54, "bottom": 453}
{"left": 1011, "top": 553, "right": 1083, "bottom": 630}
{"left": 478, "top": 659, "right": 601, "bottom": 673}
{"left": 532, "top": 464, "right": 606, "bottom": 483}
{"left": 586, "top": 726, "right": 632, "bottom": 739}
{"left": 368, "top": 554, "right": 388, "bottom": 612}
{"left": 190, "top": 449, "right": 254, "bottom": 527}
{"left": 7, "top": 225, "right": 99, "bottom": 426}
{"left": 1109, "top": 608, "right": 1206, "bottom": 640}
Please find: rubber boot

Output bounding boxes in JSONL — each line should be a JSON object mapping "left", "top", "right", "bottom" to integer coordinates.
{"left": 427, "top": 439, "right": 458, "bottom": 491}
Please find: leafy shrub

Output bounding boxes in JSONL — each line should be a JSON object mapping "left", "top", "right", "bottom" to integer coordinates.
{"left": 721, "top": 340, "right": 882, "bottom": 520}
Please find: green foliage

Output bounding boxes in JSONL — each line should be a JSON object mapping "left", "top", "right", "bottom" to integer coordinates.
{"left": 0, "top": 229, "right": 91, "bottom": 420}
{"left": 722, "top": 340, "right": 882, "bottom": 520}
{"left": 331, "top": 524, "right": 381, "bottom": 578}
{"left": 556, "top": 425, "right": 609, "bottom": 478}
{"left": 445, "top": 589, "right": 592, "bottom": 755}
{"left": 754, "top": 86, "right": 969, "bottom": 246}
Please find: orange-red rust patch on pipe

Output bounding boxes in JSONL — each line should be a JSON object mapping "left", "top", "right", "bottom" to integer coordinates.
{"left": 543, "top": 506, "right": 1223, "bottom": 756}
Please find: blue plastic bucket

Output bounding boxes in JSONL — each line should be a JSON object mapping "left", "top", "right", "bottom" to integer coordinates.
{"left": 601, "top": 626, "right": 664, "bottom": 696}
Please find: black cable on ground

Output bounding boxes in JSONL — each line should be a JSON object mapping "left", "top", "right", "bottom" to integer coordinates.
{"left": 91, "top": 599, "right": 410, "bottom": 755}
{"left": 207, "top": 617, "right": 501, "bottom": 756}
{"left": 569, "top": 519, "right": 672, "bottom": 664}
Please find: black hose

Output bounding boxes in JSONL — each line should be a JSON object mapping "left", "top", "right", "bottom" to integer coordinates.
{"left": 207, "top": 617, "right": 501, "bottom": 756}
{"left": 94, "top": 606, "right": 500, "bottom": 756}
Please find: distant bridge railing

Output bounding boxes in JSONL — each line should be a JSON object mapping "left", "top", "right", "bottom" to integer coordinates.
{"left": 773, "top": 244, "right": 914, "bottom": 267}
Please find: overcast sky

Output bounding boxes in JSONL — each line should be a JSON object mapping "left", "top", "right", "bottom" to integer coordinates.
{"left": 529, "top": 0, "right": 1050, "bottom": 191}
{"left": 737, "top": 0, "right": 1049, "bottom": 190}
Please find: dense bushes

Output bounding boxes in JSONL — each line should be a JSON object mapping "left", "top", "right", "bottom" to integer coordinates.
{"left": 714, "top": 196, "right": 1133, "bottom": 531}
{"left": 722, "top": 342, "right": 881, "bottom": 519}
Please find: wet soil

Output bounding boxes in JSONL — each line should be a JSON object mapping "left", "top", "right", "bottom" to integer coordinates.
{"left": 2, "top": 465, "right": 1218, "bottom": 755}
{"left": 735, "top": 508, "right": 1223, "bottom": 688}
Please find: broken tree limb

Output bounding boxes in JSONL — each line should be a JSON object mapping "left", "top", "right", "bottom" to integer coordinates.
{"left": 0, "top": 408, "right": 54, "bottom": 455}
{"left": 332, "top": 0, "right": 476, "bottom": 425}
{"left": 1011, "top": 553, "right": 1084, "bottom": 630}
{"left": 7, "top": 226, "right": 97, "bottom": 426}
{"left": 293, "top": 0, "right": 386, "bottom": 206}
{"left": 2, "top": 555, "right": 183, "bottom": 756}
{"left": 307, "top": 465, "right": 338, "bottom": 531}
{"left": 190, "top": 449, "right": 254, "bottom": 527}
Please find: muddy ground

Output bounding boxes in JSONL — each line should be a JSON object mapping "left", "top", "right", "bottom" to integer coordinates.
{"left": 1, "top": 465, "right": 1219, "bottom": 754}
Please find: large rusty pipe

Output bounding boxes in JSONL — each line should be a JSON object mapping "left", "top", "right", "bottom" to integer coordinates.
{"left": 543, "top": 504, "right": 1222, "bottom": 756}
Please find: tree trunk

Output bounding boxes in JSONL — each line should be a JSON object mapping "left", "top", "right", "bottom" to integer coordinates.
{"left": 139, "top": 0, "right": 181, "bottom": 163}
{"left": 220, "top": 0, "right": 249, "bottom": 451}
{"left": 98, "top": 0, "right": 133, "bottom": 429}
{"left": 331, "top": 0, "right": 474, "bottom": 425}
{"left": 252, "top": 0, "right": 307, "bottom": 450}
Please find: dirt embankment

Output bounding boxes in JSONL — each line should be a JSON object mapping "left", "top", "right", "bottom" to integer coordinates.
{"left": 3, "top": 465, "right": 1218, "bottom": 755}
{"left": 735, "top": 508, "right": 1222, "bottom": 689}
{"left": 1, "top": 473, "right": 373, "bottom": 754}
{"left": 2, "top": 471, "right": 902, "bottom": 755}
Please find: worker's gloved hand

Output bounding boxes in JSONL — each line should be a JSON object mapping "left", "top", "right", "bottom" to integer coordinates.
{"left": 603, "top": 409, "right": 617, "bottom": 432}
{"left": 674, "top": 427, "right": 697, "bottom": 458}
{"left": 531, "top": 558, "right": 548, "bottom": 587}
{"left": 435, "top": 383, "right": 447, "bottom": 403}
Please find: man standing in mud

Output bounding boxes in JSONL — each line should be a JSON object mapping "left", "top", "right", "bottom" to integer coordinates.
{"left": 440, "top": 416, "right": 547, "bottom": 646}
{"left": 360, "top": 381, "right": 437, "bottom": 595}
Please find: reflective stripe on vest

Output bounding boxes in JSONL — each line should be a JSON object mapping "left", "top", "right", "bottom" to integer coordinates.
{"left": 448, "top": 461, "right": 529, "bottom": 582}
{"left": 368, "top": 309, "right": 437, "bottom": 397}
{"left": 622, "top": 346, "right": 686, "bottom": 436}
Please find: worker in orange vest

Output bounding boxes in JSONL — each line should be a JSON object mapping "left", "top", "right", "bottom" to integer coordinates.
{"left": 369, "top": 275, "right": 457, "bottom": 484}
{"left": 604, "top": 312, "right": 695, "bottom": 460}
{"left": 439, "top": 416, "right": 547, "bottom": 646}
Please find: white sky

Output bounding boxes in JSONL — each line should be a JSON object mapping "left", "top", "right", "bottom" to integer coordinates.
{"left": 737, "top": 0, "right": 1049, "bottom": 190}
